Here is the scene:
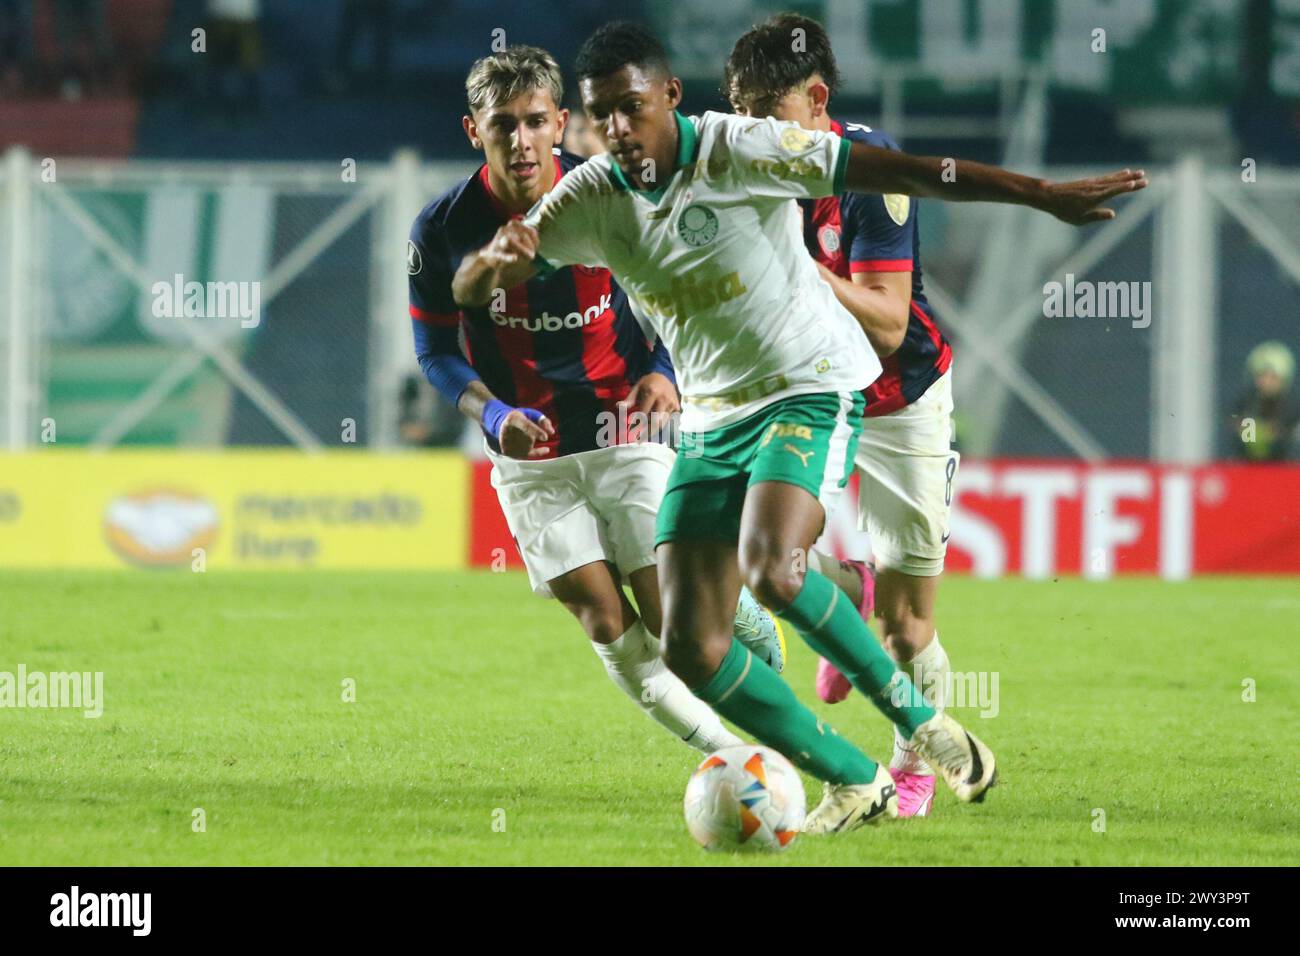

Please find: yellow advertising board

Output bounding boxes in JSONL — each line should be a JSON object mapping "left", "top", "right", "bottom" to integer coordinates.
{"left": 0, "top": 450, "right": 467, "bottom": 570}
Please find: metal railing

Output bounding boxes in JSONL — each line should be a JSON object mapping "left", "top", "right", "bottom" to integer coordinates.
{"left": 2, "top": 146, "right": 1297, "bottom": 461}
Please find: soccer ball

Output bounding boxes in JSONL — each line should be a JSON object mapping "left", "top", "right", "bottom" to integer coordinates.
{"left": 683, "top": 745, "right": 806, "bottom": 852}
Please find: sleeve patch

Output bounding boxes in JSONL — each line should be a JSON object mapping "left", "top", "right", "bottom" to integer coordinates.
{"left": 883, "top": 193, "right": 910, "bottom": 225}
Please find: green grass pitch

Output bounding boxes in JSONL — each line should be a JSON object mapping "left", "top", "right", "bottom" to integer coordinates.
{"left": 1, "top": 570, "right": 1296, "bottom": 866}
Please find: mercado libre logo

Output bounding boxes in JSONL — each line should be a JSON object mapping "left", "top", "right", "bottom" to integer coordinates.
{"left": 104, "top": 490, "right": 219, "bottom": 567}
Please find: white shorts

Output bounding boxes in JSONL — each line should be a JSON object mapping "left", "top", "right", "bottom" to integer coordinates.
{"left": 488, "top": 441, "right": 676, "bottom": 597}
{"left": 856, "top": 369, "right": 959, "bottom": 577}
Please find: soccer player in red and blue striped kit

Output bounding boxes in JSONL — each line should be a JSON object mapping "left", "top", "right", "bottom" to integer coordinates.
{"left": 408, "top": 45, "right": 785, "bottom": 756}
{"left": 725, "top": 13, "right": 966, "bottom": 818}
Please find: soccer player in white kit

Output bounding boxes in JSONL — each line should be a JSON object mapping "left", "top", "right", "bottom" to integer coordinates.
{"left": 452, "top": 22, "right": 1147, "bottom": 832}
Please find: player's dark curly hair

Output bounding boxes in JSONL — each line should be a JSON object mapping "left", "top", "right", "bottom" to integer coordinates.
{"left": 722, "top": 12, "right": 841, "bottom": 106}
{"left": 574, "top": 20, "right": 671, "bottom": 82}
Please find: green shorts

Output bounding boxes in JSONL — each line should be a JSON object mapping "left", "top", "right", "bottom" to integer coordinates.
{"left": 655, "top": 391, "right": 865, "bottom": 547}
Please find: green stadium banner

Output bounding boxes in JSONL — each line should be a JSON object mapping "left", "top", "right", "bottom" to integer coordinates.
{"left": 653, "top": 0, "right": 1296, "bottom": 103}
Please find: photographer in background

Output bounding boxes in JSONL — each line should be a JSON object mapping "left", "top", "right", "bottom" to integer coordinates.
{"left": 1229, "top": 341, "right": 1299, "bottom": 461}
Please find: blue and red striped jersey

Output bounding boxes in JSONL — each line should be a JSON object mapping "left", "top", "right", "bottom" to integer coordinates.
{"left": 408, "top": 150, "right": 664, "bottom": 458}
{"left": 799, "top": 118, "right": 953, "bottom": 417}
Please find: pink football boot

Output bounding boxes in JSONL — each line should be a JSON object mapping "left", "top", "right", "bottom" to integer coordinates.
{"left": 813, "top": 559, "right": 876, "bottom": 704}
{"left": 889, "top": 768, "right": 936, "bottom": 818}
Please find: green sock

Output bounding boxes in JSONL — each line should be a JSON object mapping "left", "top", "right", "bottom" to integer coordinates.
{"left": 694, "top": 639, "right": 878, "bottom": 785}
{"left": 782, "top": 569, "right": 935, "bottom": 736}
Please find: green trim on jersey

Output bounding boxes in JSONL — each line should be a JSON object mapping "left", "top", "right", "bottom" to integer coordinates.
{"left": 832, "top": 136, "right": 852, "bottom": 196}
{"left": 607, "top": 111, "right": 699, "bottom": 201}
{"left": 537, "top": 112, "right": 697, "bottom": 275}
{"left": 654, "top": 391, "right": 864, "bottom": 546}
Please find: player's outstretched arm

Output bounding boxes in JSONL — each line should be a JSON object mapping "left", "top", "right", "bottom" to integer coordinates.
{"left": 842, "top": 143, "right": 1148, "bottom": 226}
{"left": 451, "top": 221, "right": 540, "bottom": 306}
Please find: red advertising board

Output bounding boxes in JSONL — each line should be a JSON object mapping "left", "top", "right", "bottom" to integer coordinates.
{"left": 468, "top": 460, "right": 524, "bottom": 570}
{"left": 469, "top": 459, "right": 1300, "bottom": 578}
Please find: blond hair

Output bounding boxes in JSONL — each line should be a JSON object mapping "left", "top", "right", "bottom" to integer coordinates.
{"left": 465, "top": 46, "right": 563, "bottom": 115}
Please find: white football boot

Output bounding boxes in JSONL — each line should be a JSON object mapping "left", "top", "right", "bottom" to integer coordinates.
{"left": 909, "top": 712, "right": 997, "bottom": 803}
{"left": 801, "top": 762, "right": 898, "bottom": 834}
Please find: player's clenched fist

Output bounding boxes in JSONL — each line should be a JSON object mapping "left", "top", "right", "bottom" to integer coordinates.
{"left": 482, "top": 221, "right": 540, "bottom": 290}
{"left": 479, "top": 397, "right": 554, "bottom": 459}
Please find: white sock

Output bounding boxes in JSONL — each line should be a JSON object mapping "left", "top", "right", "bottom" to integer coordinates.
{"left": 592, "top": 621, "right": 743, "bottom": 753}
{"left": 892, "top": 632, "right": 950, "bottom": 775}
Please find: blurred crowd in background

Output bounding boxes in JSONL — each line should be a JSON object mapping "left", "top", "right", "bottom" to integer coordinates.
{"left": 1, "top": 1, "right": 1297, "bottom": 162}
{"left": 0, "top": 1, "right": 395, "bottom": 115}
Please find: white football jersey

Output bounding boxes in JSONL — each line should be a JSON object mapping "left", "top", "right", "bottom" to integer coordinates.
{"left": 523, "top": 110, "right": 881, "bottom": 432}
